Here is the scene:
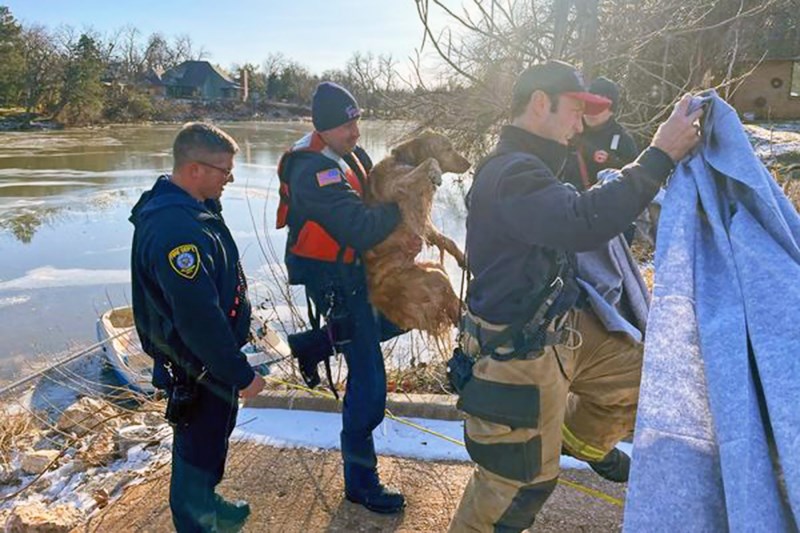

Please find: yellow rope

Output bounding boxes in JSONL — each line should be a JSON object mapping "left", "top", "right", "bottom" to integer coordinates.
{"left": 557, "top": 478, "right": 624, "bottom": 507}
{"left": 384, "top": 410, "right": 466, "bottom": 448}
{"left": 262, "top": 376, "right": 623, "bottom": 507}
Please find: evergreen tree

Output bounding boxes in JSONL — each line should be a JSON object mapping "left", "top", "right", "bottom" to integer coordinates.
{"left": 59, "top": 33, "right": 104, "bottom": 125}
{"left": 0, "top": 6, "right": 24, "bottom": 107}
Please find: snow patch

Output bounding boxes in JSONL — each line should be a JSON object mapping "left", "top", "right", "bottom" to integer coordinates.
{"left": 233, "top": 407, "right": 633, "bottom": 467}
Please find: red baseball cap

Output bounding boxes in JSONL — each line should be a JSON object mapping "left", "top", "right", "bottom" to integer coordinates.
{"left": 512, "top": 60, "right": 612, "bottom": 116}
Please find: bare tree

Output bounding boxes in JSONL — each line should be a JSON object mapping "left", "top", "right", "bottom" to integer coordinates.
{"left": 262, "top": 52, "right": 288, "bottom": 79}
{"left": 403, "top": 0, "right": 794, "bottom": 157}
{"left": 172, "top": 33, "right": 207, "bottom": 65}
{"left": 342, "top": 51, "right": 401, "bottom": 115}
{"left": 19, "top": 25, "right": 60, "bottom": 113}
{"left": 117, "top": 25, "right": 145, "bottom": 81}
{"left": 143, "top": 32, "right": 170, "bottom": 72}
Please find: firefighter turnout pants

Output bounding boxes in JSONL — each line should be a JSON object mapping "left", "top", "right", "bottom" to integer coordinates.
{"left": 448, "top": 307, "right": 642, "bottom": 533}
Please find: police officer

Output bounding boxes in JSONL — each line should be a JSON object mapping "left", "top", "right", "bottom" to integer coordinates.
{"left": 131, "top": 122, "right": 265, "bottom": 532}
{"left": 448, "top": 60, "right": 702, "bottom": 532}
{"left": 276, "top": 81, "right": 408, "bottom": 514}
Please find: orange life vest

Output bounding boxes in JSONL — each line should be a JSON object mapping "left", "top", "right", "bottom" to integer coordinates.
{"left": 275, "top": 131, "right": 368, "bottom": 263}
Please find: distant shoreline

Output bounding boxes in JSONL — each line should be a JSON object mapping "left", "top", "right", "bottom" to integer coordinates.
{"left": 0, "top": 100, "right": 316, "bottom": 132}
{"left": 0, "top": 116, "right": 310, "bottom": 133}
{"left": 0, "top": 109, "right": 405, "bottom": 133}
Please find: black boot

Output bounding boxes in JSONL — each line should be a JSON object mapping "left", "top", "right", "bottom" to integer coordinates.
{"left": 345, "top": 484, "right": 406, "bottom": 514}
{"left": 562, "top": 445, "right": 630, "bottom": 483}
{"left": 214, "top": 494, "right": 250, "bottom": 532}
{"left": 587, "top": 448, "right": 630, "bottom": 483}
{"left": 344, "top": 461, "right": 405, "bottom": 514}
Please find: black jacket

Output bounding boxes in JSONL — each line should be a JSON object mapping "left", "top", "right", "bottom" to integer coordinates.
{"left": 466, "top": 125, "right": 673, "bottom": 324}
{"left": 564, "top": 118, "right": 639, "bottom": 190}
{"left": 130, "top": 176, "right": 254, "bottom": 390}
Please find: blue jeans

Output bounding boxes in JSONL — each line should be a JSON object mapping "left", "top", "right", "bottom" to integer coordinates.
{"left": 169, "top": 379, "right": 238, "bottom": 533}
{"left": 305, "top": 271, "right": 403, "bottom": 490}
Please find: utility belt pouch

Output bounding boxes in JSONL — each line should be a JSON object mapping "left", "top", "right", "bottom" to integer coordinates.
{"left": 162, "top": 357, "right": 207, "bottom": 428}
{"left": 446, "top": 346, "right": 475, "bottom": 394}
{"left": 288, "top": 328, "right": 334, "bottom": 389}
{"left": 457, "top": 376, "right": 541, "bottom": 429}
{"left": 165, "top": 379, "right": 198, "bottom": 428}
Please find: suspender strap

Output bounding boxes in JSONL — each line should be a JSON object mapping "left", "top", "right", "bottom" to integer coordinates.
{"left": 476, "top": 254, "right": 567, "bottom": 356}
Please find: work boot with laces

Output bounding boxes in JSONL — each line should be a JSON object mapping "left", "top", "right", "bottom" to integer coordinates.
{"left": 344, "top": 463, "right": 405, "bottom": 514}
{"left": 345, "top": 483, "right": 406, "bottom": 514}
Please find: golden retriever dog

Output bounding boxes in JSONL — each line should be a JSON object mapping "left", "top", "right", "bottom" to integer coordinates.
{"left": 363, "top": 130, "right": 471, "bottom": 336}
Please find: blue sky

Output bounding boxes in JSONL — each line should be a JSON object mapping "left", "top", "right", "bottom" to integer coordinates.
{"left": 5, "top": 0, "right": 440, "bottom": 75}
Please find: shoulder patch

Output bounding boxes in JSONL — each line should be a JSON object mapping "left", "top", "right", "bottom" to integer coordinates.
{"left": 168, "top": 244, "right": 200, "bottom": 280}
{"left": 316, "top": 168, "right": 343, "bottom": 187}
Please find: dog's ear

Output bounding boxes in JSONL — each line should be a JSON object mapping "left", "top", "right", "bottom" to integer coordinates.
{"left": 391, "top": 135, "right": 427, "bottom": 166}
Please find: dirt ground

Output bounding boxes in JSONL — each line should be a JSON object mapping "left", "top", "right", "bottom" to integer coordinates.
{"left": 81, "top": 441, "right": 625, "bottom": 533}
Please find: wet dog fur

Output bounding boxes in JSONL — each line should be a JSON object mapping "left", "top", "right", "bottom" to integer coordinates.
{"left": 363, "top": 130, "right": 470, "bottom": 336}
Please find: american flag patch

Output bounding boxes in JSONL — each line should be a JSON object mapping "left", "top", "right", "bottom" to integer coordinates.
{"left": 316, "top": 168, "right": 342, "bottom": 187}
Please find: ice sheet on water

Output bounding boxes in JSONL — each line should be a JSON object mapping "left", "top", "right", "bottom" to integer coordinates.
{"left": 0, "top": 180, "right": 97, "bottom": 189}
{"left": 0, "top": 134, "right": 123, "bottom": 152}
{"left": 0, "top": 266, "right": 130, "bottom": 292}
{"left": 0, "top": 295, "right": 30, "bottom": 308}
{"left": 0, "top": 168, "right": 161, "bottom": 180}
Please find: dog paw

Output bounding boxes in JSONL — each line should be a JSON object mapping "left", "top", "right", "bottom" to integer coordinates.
{"left": 426, "top": 158, "right": 443, "bottom": 186}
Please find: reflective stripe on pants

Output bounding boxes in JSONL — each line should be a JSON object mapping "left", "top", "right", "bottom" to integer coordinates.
{"left": 449, "top": 308, "right": 642, "bottom": 532}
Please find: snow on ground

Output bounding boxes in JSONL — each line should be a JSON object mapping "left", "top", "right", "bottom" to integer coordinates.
{"left": 1, "top": 398, "right": 632, "bottom": 525}
{"left": 233, "top": 407, "right": 633, "bottom": 469}
{"left": 744, "top": 123, "right": 800, "bottom": 161}
{"left": 0, "top": 427, "right": 173, "bottom": 516}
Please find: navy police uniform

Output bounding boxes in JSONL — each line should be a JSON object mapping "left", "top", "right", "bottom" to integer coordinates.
{"left": 449, "top": 125, "right": 674, "bottom": 532}
{"left": 130, "top": 176, "right": 253, "bottom": 532}
{"left": 277, "top": 130, "right": 405, "bottom": 508}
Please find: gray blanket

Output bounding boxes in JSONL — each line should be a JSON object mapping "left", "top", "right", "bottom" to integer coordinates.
{"left": 623, "top": 93, "right": 800, "bottom": 532}
{"left": 576, "top": 235, "right": 650, "bottom": 343}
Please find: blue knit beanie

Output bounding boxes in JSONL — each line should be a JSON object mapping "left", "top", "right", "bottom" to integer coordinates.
{"left": 312, "top": 82, "right": 361, "bottom": 132}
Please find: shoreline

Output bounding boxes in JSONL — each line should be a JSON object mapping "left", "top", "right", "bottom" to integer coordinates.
{"left": 0, "top": 103, "right": 404, "bottom": 133}
{"left": 0, "top": 383, "right": 627, "bottom": 532}
{"left": 0, "top": 114, "right": 310, "bottom": 133}
{"left": 0, "top": 383, "right": 461, "bottom": 530}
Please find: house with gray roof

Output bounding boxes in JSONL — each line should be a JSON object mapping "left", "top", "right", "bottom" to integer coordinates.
{"left": 159, "top": 61, "right": 240, "bottom": 101}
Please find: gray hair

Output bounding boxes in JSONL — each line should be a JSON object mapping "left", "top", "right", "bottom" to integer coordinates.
{"left": 172, "top": 122, "right": 239, "bottom": 169}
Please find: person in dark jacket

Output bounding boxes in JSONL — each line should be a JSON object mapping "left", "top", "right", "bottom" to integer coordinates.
{"left": 563, "top": 76, "right": 641, "bottom": 243}
{"left": 447, "top": 60, "right": 702, "bottom": 533}
{"left": 131, "top": 122, "right": 265, "bottom": 533}
{"left": 276, "top": 82, "right": 415, "bottom": 514}
{"left": 563, "top": 76, "right": 639, "bottom": 191}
